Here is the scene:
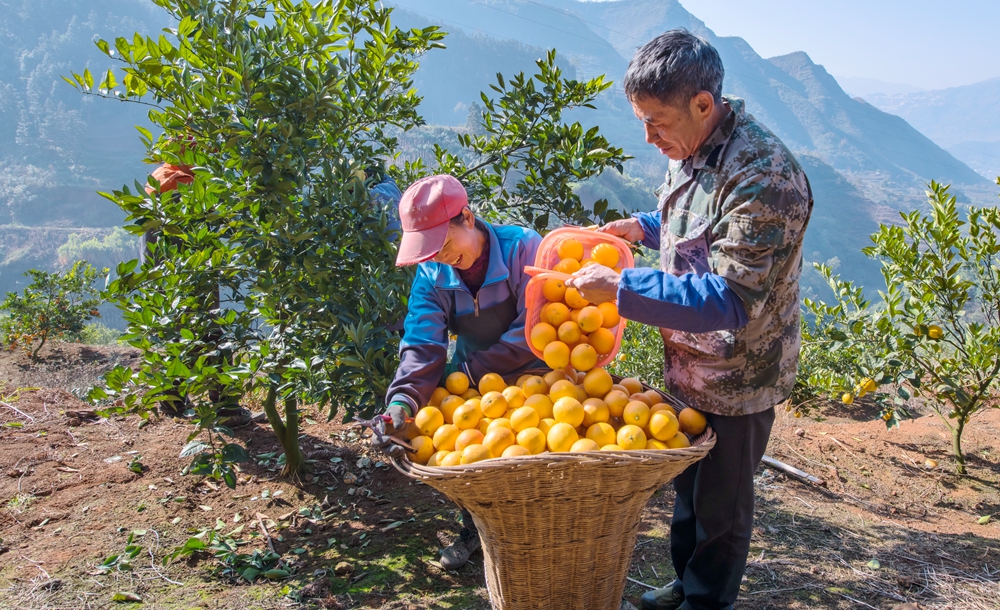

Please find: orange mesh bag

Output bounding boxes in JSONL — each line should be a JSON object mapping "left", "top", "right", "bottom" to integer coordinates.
{"left": 524, "top": 227, "right": 634, "bottom": 369}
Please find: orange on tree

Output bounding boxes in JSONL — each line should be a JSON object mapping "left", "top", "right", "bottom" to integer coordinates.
{"left": 547, "top": 422, "right": 579, "bottom": 452}
{"left": 483, "top": 427, "right": 516, "bottom": 456}
{"left": 591, "top": 243, "right": 620, "bottom": 268}
{"left": 502, "top": 444, "right": 532, "bottom": 458}
{"left": 571, "top": 438, "right": 600, "bottom": 452}
{"left": 582, "top": 398, "right": 610, "bottom": 426}
{"left": 410, "top": 436, "right": 436, "bottom": 464}
{"left": 570, "top": 343, "right": 598, "bottom": 371}
{"left": 586, "top": 422, "right": 617, "bottom": 447}
{"left": 543, "top": 341, "right": 571, "bottom": 369}
{"left": 677, "top": 408, "right": 707, "bottom": 435}
{"left": 648, "top": 410, "right": 680, "bottom": 441}
{"left": 480, "top": 391, "right": 508, "bottom": 418}
{"left": 861, "top": 378, "right": 877, "bottom": 393}
{"left": 524, "top": 394, "right": 554, "bottom": 419}
{"left": 455, "top": 429, "right": 485, "bottom": 452}
{"left": 564, "top": 287, "right": 589, "bottom": 309}
{"left": 577, "top": 306, "right": 604, "bottom": 333}
{"left": 588, "top": 327, "right": 616, "bottom": 355}
{"left": 479, "top": 372, "right": 507, "bottom": 395}
{"left": 510, "top": 406, "right": 540, "bottom": 432}
{"left": 597, "top": 302, "right": 620, "bottom": 328}
{"left": 542, "top": 278, "right": 567, "bottom": 302}
{"left": 841, "top": 393, "right": 854, "bottom": 405}
{"left": 541, "top": 302, "right": 570, "bottom": 327}
{"left": 516, "top": 427, "right": 547, "bottom": 454}
{"left": 433, "top": 424, "right": 461, "bottom": 451}
{"left": 583, "top": 368, "right": 613, "bottom": 397}
{"left": 557, "top": 238, "right": 584, "bottom": 261}
{"left": 553, "top": 396, "right": 585, "bottom": 427}
{"left": 502, "top": 386, "right": 526, "bottom": 409}
{"left": 461, "top": 444, "right": 493, "bottom": 464}
{"left": 415, "top": 406, "right": 444, "bottom": 437}
{"left": 617, "top": 424, "right": 647, "bottom": 450}
{"left": 928, "top": 324, "right": 943, "bottom": 339}
{"left": 445, "top": 371, "right": 470, "bottom": 395}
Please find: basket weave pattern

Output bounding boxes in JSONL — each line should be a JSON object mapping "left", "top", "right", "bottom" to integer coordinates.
{"left": 393, "top": 375, "right": 716, "bottom": 610}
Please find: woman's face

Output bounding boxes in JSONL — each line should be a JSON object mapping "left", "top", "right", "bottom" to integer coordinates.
{"left": 431, "top": 208, "right": 484, "bottom": 270}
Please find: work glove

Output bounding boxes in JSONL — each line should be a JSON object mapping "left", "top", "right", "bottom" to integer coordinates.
{"left": 369, "top": 402, "right": 412, "bottom": 459}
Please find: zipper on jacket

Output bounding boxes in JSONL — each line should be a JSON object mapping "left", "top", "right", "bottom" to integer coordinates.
{"left": 474, "top": 295, "right": 480, "bottom": 317}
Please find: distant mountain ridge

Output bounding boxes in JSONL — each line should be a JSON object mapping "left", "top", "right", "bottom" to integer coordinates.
{"left": 391, "top": 0, "right": 986, "bottom": 187}
{"left": 863, "top": 77, "right": 1000, "bottom": 180}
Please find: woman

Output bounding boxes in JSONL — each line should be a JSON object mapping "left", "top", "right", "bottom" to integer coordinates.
{"left": 375, "top": 174, "right": 542, "bottom": 569}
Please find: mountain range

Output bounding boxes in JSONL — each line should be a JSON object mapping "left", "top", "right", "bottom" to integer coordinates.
{"left": 1, "top": 0, "right": 998, "bottom": 302}
{"left": 862, "top": 77, "right": 1000, "bottom": 181}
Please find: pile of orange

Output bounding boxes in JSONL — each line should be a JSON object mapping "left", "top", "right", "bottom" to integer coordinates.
{"left": 400, "top": 369, "right": 708, "bottom": 467}
{"left": 531, "top": 238, "right": 624, "bottom": 371}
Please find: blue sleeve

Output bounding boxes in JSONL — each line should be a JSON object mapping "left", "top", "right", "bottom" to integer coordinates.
{"left": 464, "top": 230, "right": 543, "bottom": 381}
{"left": 386, "top": 266, "right": 449, "bottom": 412}
{"left": 617, "top": 268, "right": 749, "bottom": 332}
{"left": 369, "top": 176, "right": 402, "bottom": 236}
{"left": 632, "top": 211, "right": 662, "bottom": 250}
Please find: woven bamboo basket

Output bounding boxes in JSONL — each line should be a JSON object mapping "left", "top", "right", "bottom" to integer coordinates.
{"left": 393, "top": 373, "right": 716, "bottom": 610}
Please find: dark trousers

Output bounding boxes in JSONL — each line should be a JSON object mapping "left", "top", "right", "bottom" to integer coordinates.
{"left": 672, "top": 407, "right": 775, "bottom": 610}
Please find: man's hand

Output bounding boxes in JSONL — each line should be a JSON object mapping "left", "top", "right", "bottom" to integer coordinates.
{"left": 598, "top": 218, "right": 645, "bottom": 243}
{"left": 368, "top": 403, "right": 411, "bottom": 458}
{"left": 384, "top": 402, "right": 411, "bottom": 430}
{"left": 565, "top": 264, "right": 622, "bottom": 304}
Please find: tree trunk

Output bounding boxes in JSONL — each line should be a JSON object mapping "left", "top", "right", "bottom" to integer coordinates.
{"left": 279, "top": 395, "right": 304, "bottom": 477}
{"left": 31, "top": 333, "right": 47, "bottom": 360}
{"left": 952, "top": 417, "right": 967, "bottom": 475}
{"left": 259, "top": 383, "right": 305, "bottom": 479}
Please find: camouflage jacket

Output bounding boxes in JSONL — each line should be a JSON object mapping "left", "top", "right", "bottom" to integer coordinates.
{"left": 651, "top": 97, "right": 812, "bottom": 416}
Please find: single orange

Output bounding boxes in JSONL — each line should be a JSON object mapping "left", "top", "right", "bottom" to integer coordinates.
{"left": 452, "top": 402, "right": 483, "bottom": 430}
{"left": 619, "top": 377, "right": 643, "bottom": 395}
{"left": 588, "top": 327, "right": 616, "bottom": 355}
{"left": 460, "top": 444, "right": 493, "bottom": 464}
{"left": 644, "top": 389, "right": 665, "bottom": 406}
{"left": 604, "top": 389, "right": 630, "bottom": 417}
{"left": 454, "top": 429, "right": 485, "bottom": 452}
{"left": 570, "top": 438, "right": 599, "bottom": 452}
{"left": 439, "top": 395, "right": 465, "bottom": 424}
{"left": 524, "top": 394, "right": 554, "bottom": 420}
{"left": 554, "top": 258, "right": 582, "bottom": 274}
{"left": 648, "top": 410, "right": 680, "bottom": 441}
{"left": 628, "top": 392, "right": 653, "bottom": 407}
{"left": 478, "top": 373, "right": 507, "bottom": 395}
{"left": 617, "top": 424, "right": 647, "bottom": 450}
{"left": 552, "top": 396, "right": 585, "bottom": 427}
{"left": 623, "top": 401, "right": 651, "bottom": 428}
{"left": 557, "top": 320, "right": 582, "bottom": 345}
{"left": 541, "top": 302, "right": 570, "bottom": 327}
{"left": 432, "top": 424, "right": 461, "bottom": 451}
{"left": 502, "top": 444, "right": 532, "bottom": 458}
{"left": 543, "top": 370, "right": 570, "bottom": 386}
{"left": 502, "top": 386, "right": 526, "bottom": 409}
{"left": 440, "top": 451, "right": 464, "bottom": 467}
{"left": 577, "top": 306, "right": 604, "bottom": 333}
{"left": 564, "top": 287, "right": 589, "bottom": 309}
{"left": 548, "top": 379, "right": 578, "bottom": 402}
{"left": 546, "top": 422, "right": 579, "bottom": 452}
{"left": 542, "top": 278, "right": 567, "bottom": 302}
{"left": 483, "top": 427, "right": 516, "bottom": 456}
{"left": 487, "top": 417, "right": 513, "bottom": 433}
{"left": 510, "top": 406, "right": 540, "bottom": 432}
{"left": 592, "top": 243, "right": 620, "bottom": 268}
{"left": 516, "top": 427, "right": 547, "bottom": 454}
{"left": 597, "top": 302, "right": 620, "bottom": 328}
{"left": 666, "top": 433, "right": 691, "bottom": 449}
{"left": 414, "top": 406, "right": 444, "bottom": 437}
{"left": 583, "top": 368, "right": 613, "bottom": 397}
{"left": 543, "top": 341, "right": 571, "bottom": 369}
{"left": 428, "top": 386, "right": 451, "bottom": 407}
{"left": 678, "top": 408, "right": 707, "bottom": 435}
{"left": 409, "top": 436, "right": 436, "bottom": 465}
{"left": 586, "top": 422, "right": 617, "bottom": 447}
{"left": 582, "top": 398, "right": 610, "bottom": 426}
{"left": 445, "top": 371, "right": 470, "bottom": 395}
{"left": 557, "top": 238, "right": 584, "bottom": 261}
{"left": 570, "top": 343, "right": 598, "bottom": 371}
{"left": 522, "top": 375, "right": 549, "bottom": 397}
{"left": 480, "top": 391, "right": 508, "bottom": 418}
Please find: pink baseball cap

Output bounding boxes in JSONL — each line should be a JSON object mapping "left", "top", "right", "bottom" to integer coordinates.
{"left": 396, "top": 174, "right": 469, "bottom": 266}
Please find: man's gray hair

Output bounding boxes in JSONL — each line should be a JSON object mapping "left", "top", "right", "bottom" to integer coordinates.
{"left": 623, "top": 29, "right": 724, "bottom": 107}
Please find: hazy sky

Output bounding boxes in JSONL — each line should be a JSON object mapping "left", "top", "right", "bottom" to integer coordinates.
{"left": 672, "top": 0, "right": 1000, "bottom": 90}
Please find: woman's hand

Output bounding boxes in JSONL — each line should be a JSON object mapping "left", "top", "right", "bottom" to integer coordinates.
{"left": 565, "top": 264, "right": 621, "bottom": 304}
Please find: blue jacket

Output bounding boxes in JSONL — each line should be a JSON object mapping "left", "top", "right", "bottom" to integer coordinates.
{"left": 387, "top": 222, "right": 543, "bottom": 413}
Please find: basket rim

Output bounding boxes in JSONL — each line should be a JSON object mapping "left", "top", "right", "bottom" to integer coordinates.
{"left": 393, "top": 427, "right": 716, "bottom": 480}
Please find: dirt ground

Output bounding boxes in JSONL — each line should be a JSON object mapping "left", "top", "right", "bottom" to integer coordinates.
{"left": 1, "top": 343, "right": 998, "bottom": 609}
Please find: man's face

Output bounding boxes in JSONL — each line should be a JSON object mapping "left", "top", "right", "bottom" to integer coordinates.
{"left": 630, "top": 94, "right": 714, "bottom": 160}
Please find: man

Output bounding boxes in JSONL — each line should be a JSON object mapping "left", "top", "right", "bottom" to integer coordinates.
{"left": 567, "top": 29, "right": 812, "bottom": 610}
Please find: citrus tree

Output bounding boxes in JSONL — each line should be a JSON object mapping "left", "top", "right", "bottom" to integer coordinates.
{"left": 73, "top": 0, "right": 445, "bottom": 481}
{"left": 0, "top": 261, "right": 104, "bottom": 359}
{"left": 72, "top": 0, "right": 630, "bottom": 486}
{"left": 397, "top": 49, "right": 629, "bottom": 230}
{"left": 798, "top": 182, "right": 1000, "bottom": 474}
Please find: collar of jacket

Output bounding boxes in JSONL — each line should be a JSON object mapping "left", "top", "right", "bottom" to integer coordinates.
{"left": 689, "top": 96, "right": 744, "bottom": 173}
{"left": 429, "top": 220, "right": 509, "bottom": 291}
